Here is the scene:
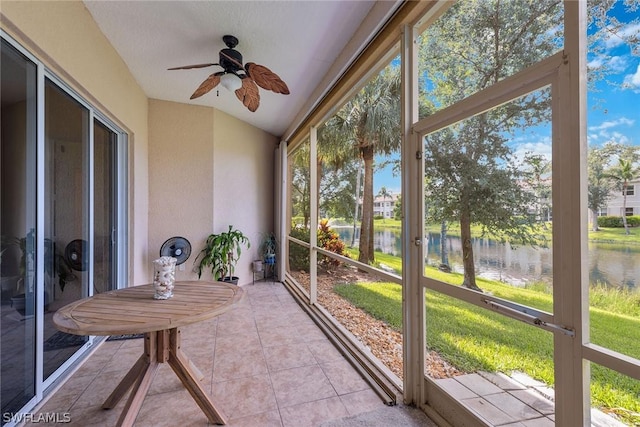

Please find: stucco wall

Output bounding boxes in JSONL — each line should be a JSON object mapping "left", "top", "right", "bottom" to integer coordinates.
{"left": 1, "top": 0, "right": 150, "bottom": 284}
{"left": 148, "top": 100, "right": 277, "bottom": 285}
{"left": 213, "top": 109, "right": 278, "bottom": 285}
{"left": 1, "top": 1, "right": 277, "bottom": 286}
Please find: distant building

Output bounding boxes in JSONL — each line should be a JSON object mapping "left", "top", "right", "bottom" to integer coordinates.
{"left": 373, "top": 192, "right": 399, "bottom": 219}
{"left": 599, "top": 178, "right": 640, "bottom": 217}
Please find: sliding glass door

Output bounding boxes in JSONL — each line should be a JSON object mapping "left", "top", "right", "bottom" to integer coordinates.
{"left": 93, "top": 120, "right": 118, "bottom": 295}
{"left": 42, "top": 79, "right": 91, "bottom": 380}
{"left": 0, "top": 36, "right": 38, "bottom": 417}
{"left": 1, "top": 33, "right": 127, "bottom": 421}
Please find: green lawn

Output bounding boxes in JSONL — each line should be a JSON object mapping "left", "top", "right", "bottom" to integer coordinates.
{"left": 334, "top": 270, "right": 640, "bottom": 424}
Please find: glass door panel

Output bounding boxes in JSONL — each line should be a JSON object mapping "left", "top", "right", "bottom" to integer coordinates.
{"left": 43, "top": 79, "right": 89, "bottom": 380}
{"left": 584, "top": 2, "right": 640, "bottom": 423}
{"left": 0, "top": 37, "right": 38, "bottom": 416}
{"left": 287, "top": 138, "right": 311, "bottom": 291}
{"left": 590, "top": 362, "right": 640, "bottom": 426}
{"left": 586, "top": 0, "right": 640, "bottom": 360}
{"left": 426, "top": 289, "right": 555, "bottom": 424}
{"left": 93, "top": 120, "right": 117, "bottom": 294}
{"left": 421, "top": 86, "right": 556, "bottom": 419}
{"left": 423, "top": 87, "right": 553, "bottom": 311}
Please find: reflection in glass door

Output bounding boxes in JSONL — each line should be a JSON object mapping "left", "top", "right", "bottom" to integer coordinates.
{"left": 0, "top": 37, "right": 38, "bottom": 416}
{"left": 43, "top": 79, "right": 90, "bottom": 380}
{"left": 93, "top": 120, "right": 117, "bottom": 294}
{"left": 1, "top": 34, "right": 126, "bottom": 420}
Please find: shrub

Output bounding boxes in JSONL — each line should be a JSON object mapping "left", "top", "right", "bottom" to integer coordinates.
{"left": 318, "top": 219, "right": 348, "bottom": 266}
{"left": 288, "top": 221, "right": 349, "bottom": 271}
{"left": 289, "top": 225, "right": 310, "bottom": 272}
{"left": 597, "top": 215, "right": 640, "bottom": 228}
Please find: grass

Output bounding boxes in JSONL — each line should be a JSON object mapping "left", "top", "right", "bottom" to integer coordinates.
{"left": 588, "top": 227, "right": 640, "bottom": 245}
{"left": 333, "top": 272, "right": 640, "bottom": 424}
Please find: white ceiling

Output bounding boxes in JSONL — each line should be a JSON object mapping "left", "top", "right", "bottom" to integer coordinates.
{"left": 83, "top": 1, "right": 400, "bottom": 137}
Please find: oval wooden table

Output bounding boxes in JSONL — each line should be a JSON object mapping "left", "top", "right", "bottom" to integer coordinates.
{"left": 53, "top": 280, "right": 244, "bottom": 427}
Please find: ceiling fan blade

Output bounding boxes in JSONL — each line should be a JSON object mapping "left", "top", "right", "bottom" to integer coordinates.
{"left": 168, "top": 63, "right": 218, "bottom": 70}
{"left": 190, "top": 73, "right": 221, "bottom": 99}
{"left": 235, "top": 77, "right": 260, "bottom": 112}
{"left": 245, "top": 63, "right": 290, "bottom": 95}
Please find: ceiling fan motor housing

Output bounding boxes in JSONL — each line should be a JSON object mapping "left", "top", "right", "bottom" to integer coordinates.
{"left": 220, "top": 49, "right": 243, "bottom": 73}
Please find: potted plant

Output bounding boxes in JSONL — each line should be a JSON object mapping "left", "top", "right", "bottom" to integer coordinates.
{"left": 259, "top": 232, "right": 278, "bottom": 266}
{"left": 194, "top": 225, "right": 250, "bottom": 285}
{"left": 1, "top": 231, "right": 74, "bottom": 315}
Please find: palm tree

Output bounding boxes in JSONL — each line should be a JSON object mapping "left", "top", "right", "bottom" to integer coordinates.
{"left": 608, "top": 158, "right": 640, "bottom": 235}
{"left": 377, "top": 186, "right": 391, "bottom": 222}
{"left": 319, "top": 65, "right": 401, "bottom": 264}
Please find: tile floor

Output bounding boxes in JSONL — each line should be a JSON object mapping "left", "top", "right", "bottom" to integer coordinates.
{"left": 26, "top": 282, "right": 400, "bottom": 427}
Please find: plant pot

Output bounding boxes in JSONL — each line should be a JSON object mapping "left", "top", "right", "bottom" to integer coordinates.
{"left": 10, "top": 291, "right": 51, "bottom": 316}
{"left": 265, "top": 254, "right": 276, "bottom": 265}
{"left": 10, "top": 293, "right": 26, "bottom": 315}
{"left": 218, "top": 276, "right": 239, "bottom": 285}
{"left": 252, "top": 260, "right": 263, "bottom": 272}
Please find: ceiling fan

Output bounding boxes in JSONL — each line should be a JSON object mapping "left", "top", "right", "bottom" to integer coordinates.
{"left": 168, "top": 35, "right": 290, "bottom": 112}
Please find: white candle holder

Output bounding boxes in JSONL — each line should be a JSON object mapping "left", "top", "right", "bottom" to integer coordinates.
{"left": 152, "top": 256, "right": 177, "bottom": 299}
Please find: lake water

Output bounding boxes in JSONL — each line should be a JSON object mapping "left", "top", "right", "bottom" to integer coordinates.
{"left": 335, "top": 227, "right": 640, "bottom": 289}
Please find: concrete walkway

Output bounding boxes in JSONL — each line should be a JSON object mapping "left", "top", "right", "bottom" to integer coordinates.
{"left": 435, "top": 371, "right": 626, "bottom": 426}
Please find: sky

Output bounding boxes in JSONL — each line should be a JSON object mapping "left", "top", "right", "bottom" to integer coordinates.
{"left": 587, "top": 3, "right": 639, "bottom": 150}
{"left": 373, "top": 2, "right": 639, "bottom": 196}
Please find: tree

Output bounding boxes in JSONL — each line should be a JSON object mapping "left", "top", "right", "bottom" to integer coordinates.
{"left": 419, "top": 0, "right": 637, "bottom": 290}
{"left": 587, "top": 145, "right": 617, "bottom": 231}
{"left": 319, "top": 65, "right": 401, "bottom": 264}
{"left": 290, "top": 141, "right": 311, "bottom": 229}
{"left": 377, "top": 186, "right": 391, "bottom": 222}
{"left": 419, "top": 0, "right": 559, "bottom": 290}
{"left": 607, "top": 158, "right": 640, "bottom": 235}
{"left": 523, "top": 153, "right": 551, "bottom": 224}
{"left": 393, "top": 194, "right": 402, "bottom": 220}
{"left": 318, "top": 158, "right": 360, "bottom": 221}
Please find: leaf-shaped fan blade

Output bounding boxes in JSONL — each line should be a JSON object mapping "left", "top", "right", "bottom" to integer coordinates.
{"left": 190, "top": 74, "right": 221, "bottom": 99}
{"left": 235, "top": 78, "right": 260, "bottom": 112}
{"left": 245, "top": 63, "right": 290, "bottom": 95}
{"left": 168, "top": 63, "right": 218, "bottom": 70}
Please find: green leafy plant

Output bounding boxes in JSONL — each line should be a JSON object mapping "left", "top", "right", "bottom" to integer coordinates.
{"left": 259, "top": 231, "right": 278, "bottom": 262}
{"left": 194, "top": 225, "right": 250, "bottom": 281}
{"left": 1, "top": 230, "right": 74, "bottom": 292}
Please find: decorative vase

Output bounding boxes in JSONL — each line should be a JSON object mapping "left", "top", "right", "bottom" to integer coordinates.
{"left": 152, "top": 256, "right": 177, "bottom": 299}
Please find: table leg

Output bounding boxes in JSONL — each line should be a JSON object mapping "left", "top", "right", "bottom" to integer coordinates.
{"left": 105, "top": 332, "right": 160, "bottom": 427}
{"left": 168, "top": 328, "right": 227, "bottom": 425}
{"left": 116, "top": 360, "right": 159, "bottom": 427}
{"left": 102, "top": 355, "right": 148, "bottom": 409}
{"left": 102, "top": 329, "right": 225, "bottom": 426}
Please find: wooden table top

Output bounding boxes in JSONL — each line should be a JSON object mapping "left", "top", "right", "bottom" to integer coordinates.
{"left": 53, "top": 280, "right": 244, "bottom": 336}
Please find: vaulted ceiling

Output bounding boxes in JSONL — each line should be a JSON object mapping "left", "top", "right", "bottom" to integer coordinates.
{"left": 84, "top": 1, "right": 401, "bottom": 137}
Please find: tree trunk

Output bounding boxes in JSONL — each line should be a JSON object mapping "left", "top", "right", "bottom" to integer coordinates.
{"left": 352, "top": 160, "right": 362, "bottom": 247}
{"left": 359, "top": 145, "right": 375, "bottom": 264}
{"left": 590, "top": 208, "right": 600, "bottom": 232}
{"left": 460, "top": 208, "right": 482, "bottom": 291}
{"left": 440, "top": 220, "right": 449, "bottom": 267}
{"left": 622, "top": 186, "right": 630, "bottom": 235}
{"left": 317, "top": 156, "right": 323, "bottom": 221}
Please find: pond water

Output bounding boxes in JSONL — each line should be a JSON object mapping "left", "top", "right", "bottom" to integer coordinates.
{"left": 335, "top": 227, "right": 640, "bottom": 289}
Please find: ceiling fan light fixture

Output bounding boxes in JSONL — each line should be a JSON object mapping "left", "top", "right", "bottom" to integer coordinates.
{"left": 220, "top": 73, "right": 242, "bottom": 92}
